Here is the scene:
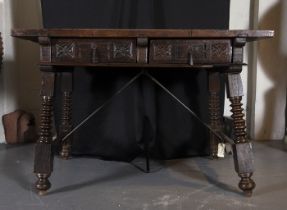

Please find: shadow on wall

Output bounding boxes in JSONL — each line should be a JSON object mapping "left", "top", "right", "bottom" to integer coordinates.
{"left": 1, "top": 0, "right": 20, "bottom": 114}
{"left": 0, "top": 0, "right": 42, "bottom": 143}
{"left": 257, "top": 0, "right": 287, "bottom": 140}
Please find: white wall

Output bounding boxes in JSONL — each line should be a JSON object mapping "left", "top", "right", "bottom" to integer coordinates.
{"left": 227, "top": 0, "right": 250, "bottom": 117}
{"left": 0, "top": 0, "right": 42, "bottom": 143}
{"left": 0, "top": 0, "right": 19, "bottom": 142}
{"left": 14, "top": 0, "right": 42, "bottom": 115}
{"left": 229, "top": 0, "right": 286, "bottom": 140}
{"left": 228, "top": 0, "right": 258, "bottom": 139}
{"left": 254, "top": 0, "right": 286, "bottom": 140}
{"left": 0, "top": 0, "right": 4, "bottom": 141}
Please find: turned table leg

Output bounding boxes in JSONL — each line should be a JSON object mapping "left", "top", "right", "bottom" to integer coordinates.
{"left": 208, "top": 71, "right": 224, "bottom": 158}
{"left": 59, "top": 71, "right": 73, "bottom": 159}
{"left": 34, "top": 68, "right": 55, "bottom": 195}
{"left": 227, "top": 73, "right": 255, "bottom": 196}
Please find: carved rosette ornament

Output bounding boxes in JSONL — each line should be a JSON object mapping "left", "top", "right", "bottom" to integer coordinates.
{"left": 113, "top": 42, "right": 133, "bottom": 59}
{"left": 153, "top": 43, "right": 172, "bottom": 59}
{"left": 55, "top": 42, "right": 76, "bottom": 58}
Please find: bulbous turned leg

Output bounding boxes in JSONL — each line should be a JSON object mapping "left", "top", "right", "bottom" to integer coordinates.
{"left": 34, "top": 70, "right": 55, "bottom": 195}
{"left": 35, "top": 173, "right": 51, "bottom": 195}
{"left": 238, "top": 173, "right": 256, "bottom": 197}
{"left": 227, "top": 73, "right": 256, "bottom": 196}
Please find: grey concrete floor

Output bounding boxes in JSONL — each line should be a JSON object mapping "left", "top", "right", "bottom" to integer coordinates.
{"left": 0, "top": 141, "right": 287, "bottom": 210}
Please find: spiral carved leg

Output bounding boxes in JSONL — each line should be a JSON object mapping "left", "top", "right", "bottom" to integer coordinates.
{"left": 34, "top": 96, "right": 54, "bottom": 194}
{"left": 60, "top": 92, "right": 73, "bottom": 159}
{"left": 34, "top": 71, "right": 55, "bottom": 195}
{"left": 227, "top": 73, "right": 255, "bottom": 196}
{"left": 209, "top": 92, "right": 224, "bottom": 158}
{"left": 59, "top": 72, "right": 73, "bottom": 159}
{"left": 230, "top": 96, "right": 255, "bottom": 196}
{"left": 208, "top": 72, "right": 224, "bottom": 159}
{"left": 230, "top": 97, "right": 247, "bottom": 144}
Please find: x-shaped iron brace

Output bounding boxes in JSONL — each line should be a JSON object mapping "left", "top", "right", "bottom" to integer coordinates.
{"left": 61, "top": 70, "right": 234, "bottom": 145}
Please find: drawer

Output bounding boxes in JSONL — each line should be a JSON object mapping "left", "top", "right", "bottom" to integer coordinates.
{"left": 52, "top": 39, "right": 137, "bottom": 64}
{"left": 149, "top": 39, "right": 232, "bottom": 64}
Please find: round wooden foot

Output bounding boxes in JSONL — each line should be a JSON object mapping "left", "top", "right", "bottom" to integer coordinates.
{"left": 38, "top": 190, "right": 48, "bottom": 196}
{"left": 60, "top": 144, "right": 71, "bottom": 160}
{"left": 238, "top": 173, "right": 255, "bottom": 197}
{"left": 35, "top": 173, "right": 51, "bottom": 194}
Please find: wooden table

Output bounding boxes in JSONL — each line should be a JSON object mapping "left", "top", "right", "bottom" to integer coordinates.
{"left": 12, "top": 29, "right": 273, "bottom": 196}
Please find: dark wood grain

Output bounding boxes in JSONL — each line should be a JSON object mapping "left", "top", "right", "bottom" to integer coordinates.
{"left": 12, "top": 28, "right": 273, "bottom": 196}
{"left": 37, "top": 63, "right": 247, "bottom": 69}
{"left": 11, "top": 29, "right": 274, "bottom": 41}
{"left": 208, "top": 71, "right": 224, "bottom": 158}
{"left": 233, "top": 143, "right": 254, "bottom": 173}
{"left": 233, "top": 143, "right": 255, "bottom": 197}
{"left": 136, "top": 37, "right": 148, "bottom": 64}
{"left": 51, "top": 39, "right": 137, "bottom": 64}
{"left": 59, "top": 71, "right": 73, "bottom": 160}
{"left": 150, "top": 39, "right": 231, "bottom": 64}
{"left": 34, "top": 69, "right": 55, "bottom": 194}
{"left": 227, "top": 72, "right": 255, "bottom": 197}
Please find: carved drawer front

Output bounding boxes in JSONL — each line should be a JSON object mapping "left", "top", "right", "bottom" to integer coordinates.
{"left": 149, "top": 39, "right": 232, "bottom": 64}
{"left": 52, "top": 39, "right": 137, "bottom": 64}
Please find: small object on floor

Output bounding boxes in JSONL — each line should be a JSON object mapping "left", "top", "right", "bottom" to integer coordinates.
{"left": 217, "top": 143, "right": 226, "bottom": 158}
{"left": 2, "top": 110, "right": 38, "bottom": 144}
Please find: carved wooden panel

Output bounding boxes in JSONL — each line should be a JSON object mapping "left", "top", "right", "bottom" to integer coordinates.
{"left": 52, "top": 39, "right": 137, "bottom": 64}
{"left": 149, "top": 39, "right": 232, "bottom": 64}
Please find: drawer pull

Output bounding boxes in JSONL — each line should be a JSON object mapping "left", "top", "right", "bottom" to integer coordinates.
{"left": 91, "top": 44, "right": 99, "bottom": 63}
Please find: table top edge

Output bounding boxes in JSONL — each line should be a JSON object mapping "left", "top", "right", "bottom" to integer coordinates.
{"left": 11, "top": 28, "right": 274, "bottom": 40}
